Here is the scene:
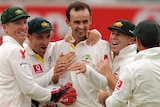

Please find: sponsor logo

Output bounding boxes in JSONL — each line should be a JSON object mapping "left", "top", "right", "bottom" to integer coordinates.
{"left": 20, "top": 61, "right": 28, "bottom": 67}
{"left": 33, "top": 64, "right": 43, "bottom": 74}
{"left": 116, "top": 80, "right": 123, "bottom": 90}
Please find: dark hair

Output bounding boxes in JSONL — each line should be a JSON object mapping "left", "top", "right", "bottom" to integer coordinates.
{"left": 140, "top": 39, "right": 159, "bottom": 48}
{"left": 66, "top": 1, "right": 91, "bottom": 21}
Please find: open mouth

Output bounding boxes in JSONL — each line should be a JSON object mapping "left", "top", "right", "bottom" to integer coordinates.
{"left": 112, "top": 42, "right": 118, "bottom": 46}
{"left": 41, "top": 46, "right": 47, "bottom": 50}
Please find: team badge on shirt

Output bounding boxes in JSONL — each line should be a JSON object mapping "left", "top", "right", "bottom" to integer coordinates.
{"left": 81, "top": 54, "right": 92, "bottom": 64}
{"left": 115, "top": 80, "right": 123, "bottom": 90}
{"left": 33, "top": 64, "right": 44, "bottom": 74}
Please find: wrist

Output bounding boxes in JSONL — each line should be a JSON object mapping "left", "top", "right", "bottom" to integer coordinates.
{"left": 52, "top": 75, "right": 59, "bottom": 84}
{"left": 106, "top": 73, "right": 113, "bottom": 79}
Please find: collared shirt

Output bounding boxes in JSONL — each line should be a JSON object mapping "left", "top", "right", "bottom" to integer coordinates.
{"left": 0, "top": 35, "right": 51, "bottom": 107}
{"left": 53, "top": 38, "right": 111, "bottom": 107}
{"left": 112, "top": 44, "right": 137, "bottom": 78}
{"left": 24, "top": 43, "right": 54, "bottom": 88}
{"left": 106, "top": 47, "right": 160, "bottom": 107}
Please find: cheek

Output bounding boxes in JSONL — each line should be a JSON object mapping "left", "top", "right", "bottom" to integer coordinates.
{"left": 31, "top": 39, "right": 39, "bottom": 47}
{"left": 26, "top": 25, "right": 28, "bottom": 30}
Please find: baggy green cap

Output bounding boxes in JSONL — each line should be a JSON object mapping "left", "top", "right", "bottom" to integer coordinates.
{"left": 1, "top": 6, "right": 30, "bottom": 24}
{"left": 134, "top": 20, "right": 160, "bottom": 42}
{"left": 28, "top": 17, "right": 53, "bottom": 34}
{"left": 108, "top": 20, "right": 135, "bottom": 37}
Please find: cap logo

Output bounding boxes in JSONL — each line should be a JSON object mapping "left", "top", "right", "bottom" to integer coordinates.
{"left": 15, "top": 9, "right": 24, "bottom": 15}
{"left": 129, "top": 30, "right": 133, "bottom": 34}
{"left": 41, "top": 21, "right": 50, "bottom": 28}
{"left": 113, "top": 21, "right": 123, "bottom": 27}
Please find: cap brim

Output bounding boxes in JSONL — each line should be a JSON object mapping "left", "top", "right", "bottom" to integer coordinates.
{"left": 108, "top": 26, "right": 134, "bottom": 37}
{"left": 108, "top": 26, "right": 127, "bottom": 34}
{"left": 10, "top": 14, "right": 30, "bottom": 21}
{"left": 36, "top": 28, "right": 53, "bottom": 33}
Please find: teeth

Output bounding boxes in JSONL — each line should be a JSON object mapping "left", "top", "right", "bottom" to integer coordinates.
{"left": 19, "top": 32, "right": 25, "bottom": 34}
{"left": 41, "top": 47, "right": 46, "bottom": 49}
{"left": 112, "top": 42, "right": 118, "bottom": 45}
{"left": 78, "top": 30, "right": 84, "bottom": 32}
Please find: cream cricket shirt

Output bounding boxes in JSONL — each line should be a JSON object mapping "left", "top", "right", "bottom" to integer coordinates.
{"left": 0, "top": 36, "right": 51, "bottom": 107}
{"left": 112, "top": 44, "right": 137, "bottom": 78}
{"left": 53, "top": 39, "right": 111, "bottom": 107}
{"left": 24, "top": 43, "right": 54, "bottom": 88}
{"left": 106, "top": 47, "right": 160, "bottom": 107}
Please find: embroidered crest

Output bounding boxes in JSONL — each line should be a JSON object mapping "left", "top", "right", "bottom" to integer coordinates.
{"left": 15, "top": 9, "right": 24, "bottom": 15}
{"left": 41, "top": 21, "right": 50, "bottom": 28}
{"left": 113, "top": 21, "right": 123, "bottom": 27}
{"left": 81, "top": 54, "right": 92, "bottom": 64}
{"left": 20, "top": 49, "right": 26, "bottom": 58}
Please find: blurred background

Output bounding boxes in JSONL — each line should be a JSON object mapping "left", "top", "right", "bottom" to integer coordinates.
{"left": 0, "top": 0, "right": 160, "bottom": 44}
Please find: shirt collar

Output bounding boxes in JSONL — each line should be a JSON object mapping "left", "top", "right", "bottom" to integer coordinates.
{"left": 2, "top": 35, "right": 22, "bottom": 47}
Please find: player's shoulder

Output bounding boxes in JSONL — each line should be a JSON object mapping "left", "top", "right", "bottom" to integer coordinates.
{"left": 54, "top": 39, "right": 66, "bottom": 45}
{"left": 96, "top": 39, "right": 110, "bottom": 46}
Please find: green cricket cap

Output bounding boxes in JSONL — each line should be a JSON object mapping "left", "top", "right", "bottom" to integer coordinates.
{"left": 1, "top": 6, "right": 30, "bottom": 24}
{"left": 28, "top": 17, "right": 53, "bottom": 34}
{"left": 134, "top": 20, "right": 160, "bottom": 42}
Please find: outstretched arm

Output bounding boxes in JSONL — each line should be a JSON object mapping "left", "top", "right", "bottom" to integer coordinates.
{"left": 96, "top": 59, "right": 118, "bottom": 91}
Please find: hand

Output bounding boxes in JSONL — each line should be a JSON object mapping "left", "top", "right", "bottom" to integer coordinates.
{"left": 64, "top": 29, "right": 101, "bottom": 46}
{"left": 64, "top": 31, "right": 74, "bottom": 43}
{"left": 50, "top": 82, "right": 77, "bottom": 105}
{"left": 67, "top": 62, "right": 86, "bottom": 74}
{"left": 57, "top": 52, "right": 76, "bottom": 69}
{"left": 97, "top": 86, "right": 111, "bottom": 106}
{"left": 86, "top": 29, "right": 101, "bottom": 46}
{"left": 96, "top": 59, "right": 112, "bottom": 77}
{"left": 52, "top": 52, "right": 76, "bottom": 83}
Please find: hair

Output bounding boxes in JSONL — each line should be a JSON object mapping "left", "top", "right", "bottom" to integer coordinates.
{"left": 66, "top": 1, "right": 91, "bottom": 21}
{"left": 140, "top": 24, "right": 160, "bottom": 48}
{"left": 140, "top": 40, "right": 159, "bottom": 48}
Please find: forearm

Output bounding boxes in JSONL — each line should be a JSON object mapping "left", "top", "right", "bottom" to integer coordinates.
{"left": 106, "top": 74, "right": 118, "bottom": 91}
{"left": 35, "top": 68, "right": 53, "bottom": 87}
{"left": 84, "top": 65, "right": 108, "bottom": 90}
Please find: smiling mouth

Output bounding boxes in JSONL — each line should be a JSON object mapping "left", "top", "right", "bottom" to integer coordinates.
{"left": 112, "top": 42, "right": 118, "bottom": 45}
{"left": 41, "top": 47, "right": 47, "bottom": 50}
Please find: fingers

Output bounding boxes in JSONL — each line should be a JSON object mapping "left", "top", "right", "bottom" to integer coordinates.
{"left": 53, "top": 61, "right": 66, "bottom": 83}
{"left": 64, "top": 30, "right": 72, "bottom": 42}
{"left": 68, "top": 62, "right": 86, "bottom": 74}
{"left": 96, "top": 59, "right": 112, "bottom": 77}
{"left": 65, "top": 52, "right": 76, "bottom": 67}
{"left": 54, "top": 62, "right": 66, "bottom": 75}
{"left": 86, "top": 29, "right": 101, "bottom": 46}
{"left": 106, "top": 86, "right": 111, "bottom": 96}
{"left": 97, "top": 89, "right": 106, "bottom": 105}
{"left": 57, "top": 51, "right": 76, "bottom": 69}
{"left": 97, "top": 87, "right": 111, "bottom": 106}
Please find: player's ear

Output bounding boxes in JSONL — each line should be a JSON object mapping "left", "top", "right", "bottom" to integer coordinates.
{"left": 89, "top": 16, "right": 92, "bottom": 25}
{"left": 65, "top": 18, "right": 71, "bottom": 27}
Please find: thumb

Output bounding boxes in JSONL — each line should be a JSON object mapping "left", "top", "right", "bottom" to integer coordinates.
{"left": 106, "top": 86, "right": 111, "bottom": 96}
{"left": 59, "top": 52, "right": 64, "bottom": 57}
{"left": 86, "top": 30, "right": 90, "bottom": 39}
{"left": 86, "top": 31, "right": 91, "bottom": 45}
